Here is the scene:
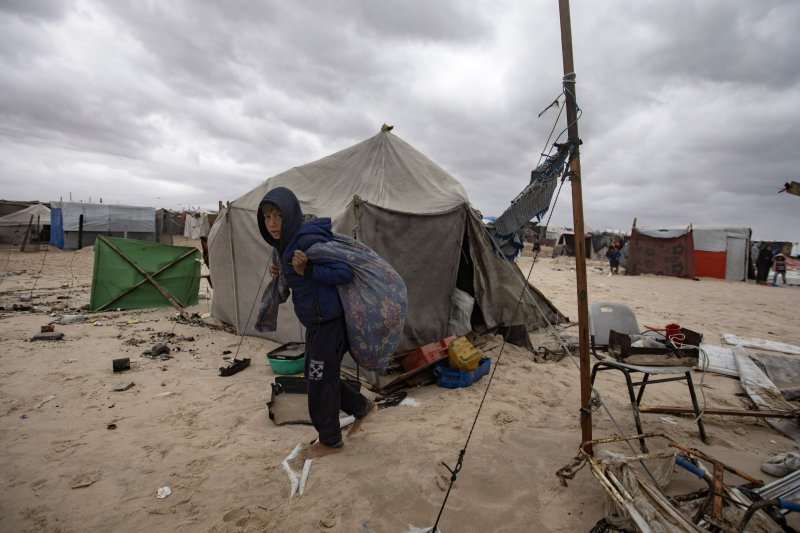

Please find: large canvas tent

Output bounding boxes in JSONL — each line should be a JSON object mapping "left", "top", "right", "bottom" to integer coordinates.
{"left": 50, "top": 201, "right": 156, "bottom": 249}
{"left": 208, "top": 131, "right": 564, "bottom": 352}
{"left": 627, "top": 225, "right": 751, "bottom": 280}
{"left": 0, "top": 203, "right": 50, "bottom": 244}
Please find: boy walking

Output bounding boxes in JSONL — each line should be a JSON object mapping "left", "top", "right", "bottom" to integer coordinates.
{"left": 606, "top": 243, "right": 621, "bottom": 275}
{"left": 258, "top": 187, "right": 376, "bottom": 458}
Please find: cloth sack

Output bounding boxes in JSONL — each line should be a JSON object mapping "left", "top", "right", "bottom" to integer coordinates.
{"left": 306, "top": 233, "right": 407, "bottom": 371}
{"left": 254, "top": 248, "right": 291, "bottom": 333}
{"left": 255, "top": 234, "right": 407, "bottom": 372}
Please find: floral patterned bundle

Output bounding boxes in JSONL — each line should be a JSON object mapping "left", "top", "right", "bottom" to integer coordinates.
{"left": 255, "top": 234, "right": 407, "bottom": 372}
{"left": 306, "top": 234, "right": 407, "bottom": 372}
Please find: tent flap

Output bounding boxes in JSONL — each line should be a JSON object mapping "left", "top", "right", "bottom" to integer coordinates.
{"left": 354, "top": 201, "right": 464, "bottom": 351}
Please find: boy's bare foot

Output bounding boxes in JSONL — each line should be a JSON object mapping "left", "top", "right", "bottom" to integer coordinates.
{"left": 347, "top": 402, "right": 377, "bottom": 438}
{"left": 300, "top": 441, "right": 344, "bottom": 460}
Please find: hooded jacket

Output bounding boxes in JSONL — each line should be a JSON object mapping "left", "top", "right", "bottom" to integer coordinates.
{"left": 257, "top": 187, "right": 354, "bottom": 329}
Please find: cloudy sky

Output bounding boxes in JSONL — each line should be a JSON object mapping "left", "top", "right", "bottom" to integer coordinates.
{"left": 1, "top": 1, "right": 798, "bottom": 241}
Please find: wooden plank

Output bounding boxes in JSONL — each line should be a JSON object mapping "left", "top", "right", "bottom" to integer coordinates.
{"left": 639, "top": 405, "right": 797, "bottom": 419}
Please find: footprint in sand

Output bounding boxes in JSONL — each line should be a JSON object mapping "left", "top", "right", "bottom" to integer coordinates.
{"left": 69, "top": 470, "right": 101, "bottom": 489}
{"left": 222, "top": 507, "right": 251, "bottom": 527}
{"left": 48, "top": 439, "right": 87, "bottom": 458}
{"left": 492, "top": 410, "right": 516, "bottom": 426}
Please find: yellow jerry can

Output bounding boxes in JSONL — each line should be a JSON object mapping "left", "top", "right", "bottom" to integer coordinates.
{"left": 448, "top": 336, "right": 482, "bottom": 371}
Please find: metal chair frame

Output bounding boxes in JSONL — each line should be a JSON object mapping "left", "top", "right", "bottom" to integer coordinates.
{"left": 589, "top": 301, "right": 709, "bottom": 452}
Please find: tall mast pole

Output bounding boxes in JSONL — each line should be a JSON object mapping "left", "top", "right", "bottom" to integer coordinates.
{"left": 558, "top": 0, "right": 592, "bottom": 451}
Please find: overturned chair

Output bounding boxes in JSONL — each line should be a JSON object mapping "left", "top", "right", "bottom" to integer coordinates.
{"left": 589, "top": 301, "right": 709, "bottom": 451}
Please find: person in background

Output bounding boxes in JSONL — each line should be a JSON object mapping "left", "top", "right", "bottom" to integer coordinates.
{"left": 606, "top": 242, "right": 621, "bottom": 275}
{"left": 772, "top": 248, "right": 788, "bottom": 285}
{"left": 755, "top": 244, "right": 773, "bottom": 286}
{"left": 748, "top": 241, "right": 759, "bottom": 280}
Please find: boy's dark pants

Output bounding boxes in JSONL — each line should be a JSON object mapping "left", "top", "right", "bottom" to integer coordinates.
{"left": 305, "top": 316, "right": 370, "bottom": 446}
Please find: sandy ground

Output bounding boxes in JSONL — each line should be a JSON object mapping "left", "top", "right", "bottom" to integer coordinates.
{"left": 1, "top": 239, "right": 799, "bottom": 532}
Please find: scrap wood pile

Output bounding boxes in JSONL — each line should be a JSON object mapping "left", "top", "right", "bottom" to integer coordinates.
{"left": 576, "top": 329, "right": 800, "bottom": 531}
{"left": 581, "top": 434, "right": 791, "bottom": 532}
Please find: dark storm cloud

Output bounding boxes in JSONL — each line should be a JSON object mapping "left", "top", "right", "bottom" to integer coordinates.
{"left": 0, "top": 0, "right": 73, "bottom": 21}
{"left": 630, "top": 2, "right": 800, "bottom": 89}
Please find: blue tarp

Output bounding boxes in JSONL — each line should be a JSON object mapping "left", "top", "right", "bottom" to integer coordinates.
{"left": 50, "top": 208, "right": 64, "bottom": 249}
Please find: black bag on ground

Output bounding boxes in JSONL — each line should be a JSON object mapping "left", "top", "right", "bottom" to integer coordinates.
{"left": 267, "top": 376, "right": 361, "bottom": 426}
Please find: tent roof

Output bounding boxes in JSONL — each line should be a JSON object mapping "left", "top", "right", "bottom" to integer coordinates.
{"left": 637, "top": 225, "right": 751, "bottom": 240}
{"left": 210, "top": 130, "right": 566, "bottom": 353}
{"left": 0, "top": 203, "right": 50, "bottom": 227}
{"left": 234, "top": 131, "right": 469, "bottom": 215}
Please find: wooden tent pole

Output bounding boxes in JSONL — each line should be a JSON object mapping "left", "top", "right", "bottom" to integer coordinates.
{"left": 20, "top": 215, "right": 34, "bottom": 252}
{"left": 226, "top": 202, "right": 241, "bottom": 334}
{"left": 558, "top": 0, "right": 593, "bottom": 452}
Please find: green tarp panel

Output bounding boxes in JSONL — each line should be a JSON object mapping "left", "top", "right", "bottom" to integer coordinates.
{"left": 90, "top": 236, "right": 200, "bottom": 311}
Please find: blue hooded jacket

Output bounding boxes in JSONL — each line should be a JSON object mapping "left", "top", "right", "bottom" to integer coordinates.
{"left": 257, "top": 187, "right": 354, "bottom": 329}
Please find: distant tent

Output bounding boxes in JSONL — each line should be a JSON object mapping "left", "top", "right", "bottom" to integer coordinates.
{"left": 183, "top": 212, "right": 210, "bottom": 239}
{"left": 627, "top": 225, "right": 751, "bottom": 280}
{"left": 543, "top": 226, "right": 566, "bottom": 247}
{"left": 49, "top": 201, "right": 156, "bottom": 249}
{"left": 626, "top": 228, "right": 696, "bottom": 278}
{"left": 0, "top": 203, "right": 51, "bottom": 244}
{"left": 589, "top": 231, "right": 627, "bottom": 260}
{"left": 155, "top": 209, "right": 186, "bottom": 244}
{"left": 554, "top": 225, "right": 594, "bottom": 257}
{"left": 0, "top": 200, "right": 40, "bottom": 218}
{"left": 690, "top": 226, "right": 751, "bottom": 280}
{"left": 208, "top": 130, "right": 565, "bottom": 353}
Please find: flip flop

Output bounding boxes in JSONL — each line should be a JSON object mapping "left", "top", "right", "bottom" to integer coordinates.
{"left": 375, "top": 391, "right": 407, "bottom": 409}
{"left": 219, "top": 358, "right": 251, "bottom": 377}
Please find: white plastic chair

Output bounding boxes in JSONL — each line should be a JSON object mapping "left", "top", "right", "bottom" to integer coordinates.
{"left": 588, "top": 301, "right": 708, "bottom": 451}
{"left": 588, "top": 301, "right": 640, "bottom": 349}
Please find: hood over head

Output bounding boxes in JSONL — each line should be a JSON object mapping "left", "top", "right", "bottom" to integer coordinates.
{"left": 257, "top": 187, "right": 303, "bottom": 253}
